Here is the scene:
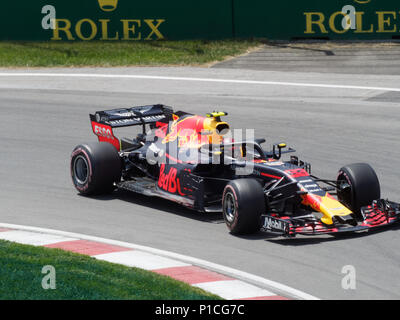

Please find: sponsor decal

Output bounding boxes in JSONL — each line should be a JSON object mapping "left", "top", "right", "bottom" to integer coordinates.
{"left": 108, "top": 115, "right": 165, "bottom": 126}
{"left": 262, "top": 216, "right": 290, "bottom": 233}
{"left": 91, "top": 121, "right": 120, "bottom": 150}
{"left": 300, "top": 182, "right": 323, "bottom": 193}
{"left": 93, "top": 124, "right": 114, "bottom": 140}
{"left": 304, "top": 0, "right": 400, "bottom": 35}
{"left": 158, "top": 164, "right": 185, "bottom": 195}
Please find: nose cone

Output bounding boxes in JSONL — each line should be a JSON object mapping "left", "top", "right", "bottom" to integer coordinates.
{"left": 302, "top": 193, "right": 354, "bottom": 225}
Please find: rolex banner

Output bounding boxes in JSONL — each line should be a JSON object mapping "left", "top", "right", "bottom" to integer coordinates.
{"left": 234, "top": 0, "right": 400, "bottom": 40}
{"left": 0, "top": 0, "right": 398, "bottom": 41}
{"left": 0, "top": 0, "right": 233, "bottom": 41}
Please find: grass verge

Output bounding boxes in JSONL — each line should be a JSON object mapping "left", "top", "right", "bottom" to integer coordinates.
{"left": 0, "top": 240, "right": 221, "bottom": 300}
{"left": 0, "top": 40, "right": 262, "bottom": 68}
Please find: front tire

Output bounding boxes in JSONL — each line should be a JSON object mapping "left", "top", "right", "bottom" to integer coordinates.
{"left": 222, "top": 179, "right": 266, "bottom": 235}
{"left": 71, "top": 142, "right": 122, "bottom": 195}
{"left": 337, "top": 163, "right": 380, "bottom": 216}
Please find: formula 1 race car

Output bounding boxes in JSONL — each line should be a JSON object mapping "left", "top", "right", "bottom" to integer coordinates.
{"left": 70, "top": 104, "right": 400, "bottom": 237}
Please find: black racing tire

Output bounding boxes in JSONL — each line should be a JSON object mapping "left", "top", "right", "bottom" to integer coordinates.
{"left": 70, "top": 142, "right": 122, "bottom": 195}
{"left": 337, "top": 163, "right": 380, "bottom": 216}
{"left": 222, "top": 179, "right": 266, "bottom": 235}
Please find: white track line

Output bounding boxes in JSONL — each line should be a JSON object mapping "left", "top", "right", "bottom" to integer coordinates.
{"left": 0, "top": 222, "right": 319, "bottom": 300}
{"left": 0, "top": 72, "right": 399, "bottom": 92}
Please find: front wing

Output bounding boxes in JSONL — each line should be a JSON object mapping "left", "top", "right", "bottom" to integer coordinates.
{"left": 260, "top": 199, "right": 400, "bottom": 237}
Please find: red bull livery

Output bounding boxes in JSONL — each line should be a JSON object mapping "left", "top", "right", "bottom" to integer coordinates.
{"left": 70, "top": 104, "right": 400, "bottom": 237}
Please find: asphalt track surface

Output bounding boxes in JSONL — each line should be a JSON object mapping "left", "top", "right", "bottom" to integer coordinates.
{"left": 0, "top": 67, "right": 399, "bottom": 300}
{"left": 215, "top": 42, "right": 400, "bottom": 75}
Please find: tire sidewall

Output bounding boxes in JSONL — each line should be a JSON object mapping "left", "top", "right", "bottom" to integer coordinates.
{"left": 70, "top": 142, "right": 121, "bottom": 195}
{"left": 337, "top": 163, "right": 380, "bottom": 214}
{"left": 71, "top": 146, "right": 94, "bottom": 194}
{"left": 222, "top": 185, "right": 239, "bottom": 231}
{"left": 337, "top": 169, "right": 354, "bottom": 209}
{"left": 222, "top": 179, "right": 265, "bottom": 235}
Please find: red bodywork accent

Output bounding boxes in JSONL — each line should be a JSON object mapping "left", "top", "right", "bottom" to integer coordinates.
{"left": 260, "top": 172, "right": 282, "bottom": 180}
{"left": 302, "top": 193, "right": 322, "bottom": 211}
{"left": 291, "top": 223, "right": 339, "bottom": 235}
{"left": 285, "top": 168, "right": 309, "bottom": 178}
{"left": 164, "top": 152, "right": 184, "bottom": 164}
{"left": 360, "top": 204, "right": 396, "bottom": 227}
{"left": 91, "top": 121, "right": 120, "bottom": 151}
{"left": 325, "top": 193, "right": 336, "bottom": 200}
{"left": 155, "top": 120, "right": 170, "bottom": 139}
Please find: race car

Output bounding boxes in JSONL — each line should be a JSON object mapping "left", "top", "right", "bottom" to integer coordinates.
{"left": 70, "top": 104, "right": 400, "bottom": 237}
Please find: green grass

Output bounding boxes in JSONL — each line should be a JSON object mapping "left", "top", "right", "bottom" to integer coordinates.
{"left": 0, "top": 40, "right": 261, "bottom": 67}
{"left": 0, "top": 240, "right": 221, "bottom": 300}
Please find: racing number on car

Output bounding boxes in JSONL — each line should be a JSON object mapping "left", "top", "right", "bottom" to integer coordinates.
{"left": 158, "top": 164, "right": 185, "bottom": 196}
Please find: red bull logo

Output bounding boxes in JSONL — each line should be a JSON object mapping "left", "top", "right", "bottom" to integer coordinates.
{"left": 162, "top": 116, "right": 208, "bottom": 147}
{"left": 158, "top": 164, "right": 185, "bottom": 195}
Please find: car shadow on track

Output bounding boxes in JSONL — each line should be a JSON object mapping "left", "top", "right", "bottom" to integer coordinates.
{"left": 78, "top": 190, "right": 226, "bottom": 224}
{"left": 266, "top": 224, "right": 400, "bottom": 246}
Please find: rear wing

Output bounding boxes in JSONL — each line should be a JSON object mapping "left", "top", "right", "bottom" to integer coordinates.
{"left": 89, "top": 104, "right": 173, "bottom": 151}
{"left": 90, "top": 104, "right": 173, "bottom": 128}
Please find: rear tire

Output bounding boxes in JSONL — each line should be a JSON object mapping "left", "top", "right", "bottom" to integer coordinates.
{"left": 337, "top": 163, "right": 380, "bottom": 216}
{"left": 222, "top": 179, "right": 266, "bottom": 235}
{"left": 71, "top": 142, "right": 122, "bottom": 195}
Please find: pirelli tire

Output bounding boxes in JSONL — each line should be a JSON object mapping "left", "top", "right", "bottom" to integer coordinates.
{"left": 222, "top": 179, "right": 266, "bottom": 235}
{"left": 71, "top": 142, "right": 122, "bottom": 195}
{"left": 337, "top": 163, "right": 381, "bottom": 217}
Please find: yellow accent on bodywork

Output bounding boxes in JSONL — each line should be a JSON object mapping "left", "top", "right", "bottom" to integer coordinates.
{"left": 319, "top": 196, "right": 353, "bottom": 225}
{"left": 302, "top": 193, "right": 353, "bottom": 225}
{"left": 203, "top": 118, "right": 229, "bottom": 145}
{"left": 206, "top": 111, "right": 227, "bottom": 118}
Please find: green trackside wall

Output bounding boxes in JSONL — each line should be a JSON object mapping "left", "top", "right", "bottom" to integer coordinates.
{"left": 233, "top": 0, "right": 400, "bottom": 40}
{"left": 0, "top": 0, "right": 233, "bottom": 41}
{"left": 1, "top": 0, "right": 400, "bottom": 41}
